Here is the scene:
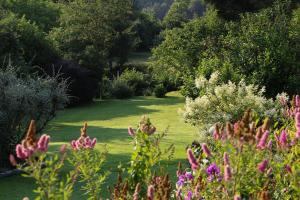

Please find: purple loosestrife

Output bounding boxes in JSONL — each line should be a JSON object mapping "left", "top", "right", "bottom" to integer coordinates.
{"left": 37, "top": 134, "right": 50, "bottom": 152}
{"left": 295, "top": 112, "right": 300, "bottom": 139}
{"left": 234, "top": 194, "right": 241, "bottom": 200}
{"left": 279, "top": 130, "right": 288, "bottom": 148}
{"left": 296, "top": 95, "right": 300, "bottom": 107}
{"left": 147, "top": 185, "right": 155, "bottom": 200}
{"left": 258, "top": 160, "right": 268, "bottom": 173}
{"left": 128, "top": 126, "right": 135, "bottom": 136}
{"left": 223, "top": 152, "right": 230, "bottom": 165}
{"left": 187, "top": 148, "right": 199, "bottom": 170}
{"left": 133, "top": 183, "right": 140, "bottom": 200}
{"left": 201, "top": 143, "right": 211, "bottom": 157}
{"left": 257, "top": 131, "right": 269, "bottom": 150}
{"left": 224, "top": 165, "right": 232, "bottom": 181}
{"left": 206, "top": 163, "right": 221, "bottom": 181}
{"left": 184, "top": 191, "right": 193, "bottom": 200}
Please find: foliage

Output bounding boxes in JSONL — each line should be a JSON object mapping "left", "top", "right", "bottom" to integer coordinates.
{"left": 0, "top": 0, "right": 60, "bottom": 32}
{"left": 175, "top": 109, "right": 300, "bottom": 199}
{"left": 0, "top": 12, "right": 57, "bottom": 68}
{"left": 181, "top": 72, "right": 275, "bottom": 132}
{"left": 0, "top": 67, "right": 68, "bottom": 167}
{"left": 49, "top": 0, "right": 137, "bottom": 74}
{"left": 126, "top": 116, "right": 175, "bottom": 191}
{"left": 152, "top": 1, "right": 300, "bottom": 98}
{"left": 46, "top": 60, "right": 99, "bottom": 105}
{"left": 204, "top": 0, "right": 299, "bottom": 20}
{"left": 151, "top": 8, "right": 225, "bottom": 87}
{"left": 111, "top": 78, "right": 134, "bottom": 99}
{"left": 154, "top": 84, "right": 167, "bottom": 98}
{"left": 119, "top": 69, "right": 150, "bottom": 96}
{"left": 134, "top": 12, "right": 161, "bottom": 50}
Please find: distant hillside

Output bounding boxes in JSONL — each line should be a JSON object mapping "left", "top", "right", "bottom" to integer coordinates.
{"left": 135, "top": 0, "right": 205, "bottom": 20}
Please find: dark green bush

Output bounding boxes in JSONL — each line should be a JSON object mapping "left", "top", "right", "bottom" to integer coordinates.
{"left": 111, "top": 79, "right": 134, "bottom": 99}
{"left": 119, "top": 69, "right": 149, "bottom": 96}
{"left": 154, "top": 84, "right": 167, "bottom": 98}
{"left": 0, "top": 66, "right": 68, "bottom": 167}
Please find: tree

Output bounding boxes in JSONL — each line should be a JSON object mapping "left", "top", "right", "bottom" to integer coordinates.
{"left": 162, "top": 0, "right": 190, "bottom": 29}
{"left": 49, "top": 0, "right": 137, "bottom": 76}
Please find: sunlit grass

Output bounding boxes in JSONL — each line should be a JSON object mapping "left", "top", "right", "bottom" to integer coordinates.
{"left": 0, "top": 92, "right": 197, "bottom": 199}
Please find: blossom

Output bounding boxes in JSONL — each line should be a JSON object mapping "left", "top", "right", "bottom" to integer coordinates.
{"left": 133, "top": 183, "right": 140, "bottom": 200}
{"left": 296, "top": 95, "right": 300, "bottom": 107}
{"left": 234, "top": 194, "right": 241, "bottom": 200}
{"left": 224, "top": 165, "right": 232, "bottom": 181}
{"left": 71, "top": 136, "right": 97, "bottom": 150}
{"left": 37, "top": 134, "right": 50, "bottom": 152}
{"left": 279, "top": 130, "right": 288, "bottom": 147}
{"left": 147, "top": 185, "right": 155, "bottom": 200}
{"left": 206, "top": 163, "right": 220, "bottom": 175}
{"left": 267, "top": 140, "right": 272, "bottom": 149}
{"left": 59, "top": 144, "right": 68, "bottom": 154}
{"left": 184, "top": 190, "right": 193, "bottom": 200}
{"left": 201, "top": 143, "right": 211, "bottom": 157}
{"left": 258, "top": 160, "right": 268, "bottom": 173}
{"left": 187, "top": 148, "right": 199, "bottom": 170}
{"left": 285, "top": 165, "right": 292, "bottom": 174}
{"left": 295, "top": 112, "right": 300, "bottom": 138}
{"left": 9, "top": 154, "right": 17, "bottom": 166}
{"left": 128, "top": 127, "right": 135, "bottom": 136}
{"left": 257, "top": 131, "right": 269, "bottom": 150}
{"left": 15, "top": 144, "right": 35, "bottom": 160}
{"left": 223, "top": 152, "right": 230, "bottom": 165}
{"left": 185, "top": 172, "right": 193, "bottom": 180}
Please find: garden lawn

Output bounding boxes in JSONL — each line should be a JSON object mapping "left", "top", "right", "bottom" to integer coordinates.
{"left": 0, "top": 92, "right": 197, "bottom": 199}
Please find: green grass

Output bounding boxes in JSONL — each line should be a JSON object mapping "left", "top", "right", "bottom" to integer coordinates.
{"left": 0, "top": 92, "right": 197, "bottom": 199}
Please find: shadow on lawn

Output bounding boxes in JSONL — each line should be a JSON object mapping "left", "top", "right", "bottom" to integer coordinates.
{"left": 55, "top": 95, "right": 184, "bottom": 123}
{"left": 46, "top": 125, "right": 130, "bottom": 143}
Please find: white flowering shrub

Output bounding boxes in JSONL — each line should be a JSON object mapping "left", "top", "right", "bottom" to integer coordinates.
{"left": 181, "top": 72, "right": 275, "bottom": 131}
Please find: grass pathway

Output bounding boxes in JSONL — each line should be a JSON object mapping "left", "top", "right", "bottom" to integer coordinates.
{"left": 0, "top": 92, "right": 197, "bottom": 199}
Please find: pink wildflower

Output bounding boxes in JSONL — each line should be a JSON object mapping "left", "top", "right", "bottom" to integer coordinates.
{"left": 257, "top": 131, "right": 269, "bottom": 150}
{"left": 279, "top": 130, "right": 288, "bottom": 147}
{"left": 147, "top": 185, "right": 155, "bottom": 200}
{"left": 285, "top": 165, "right": 292, "bottom": 174}
{"left": 258, "top": 160, "right": 268, "bottom": 173}
{"left": 37, "top": 134, "right": 50, "bottom": 152}
{"left": 128, "top": 127, "right": 135, "bottom": 136}
{"left": 9, "top": 154, "right": 17, "bottom": 166}
{"left": 296, "top": 95, "right": 300, "bottom": 107}
{"left": 223, "top": 152, "right": 230, "bottom": 165}
{"left": 234, "top": 194, "right": 241, "bottom": 200}
{"left": 224, "top": 165, "right": 232, "bottom": 181}
{"left": 187, "top": 148, "right": 199, "bottom": 170}
{"left": 201, "top": 143, "right": 211, "bottom": 157}
{"left": 295, "top": 112, "right": 300, "bottom": 138}
{"left": 59, "top": 144, "right": 68, "bottom": 154}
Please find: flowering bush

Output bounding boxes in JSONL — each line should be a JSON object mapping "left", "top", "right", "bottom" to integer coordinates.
{"left": 181, "top": 72, "right": 275, "bottom": 134}
{"left": 126, "top": 116, "right": 175, "bottom": 190}
{"left": 175, "top": 109, "right": 300, "bottom": 200}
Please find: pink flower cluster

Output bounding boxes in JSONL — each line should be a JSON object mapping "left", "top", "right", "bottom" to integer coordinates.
{"left": 282, "top": 95, "right": 300, "bottom": 118}
{"left": 16, "top": 134, "right": 50, "bottom": 160}
{"left": 71, "top": 136, "right": 97, "bottom": 150}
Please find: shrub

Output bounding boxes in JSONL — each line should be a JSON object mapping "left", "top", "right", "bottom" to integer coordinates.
{"left": 111, "top": 78, "right": 134, "bottom": 99}
{"left": 180, "top": 72, "right": 275, "bottom": 133}
{"left": 154, "top": 84, "right": 167, "bottom": 98}
{"left": 0, "top": 66, "right": 68, "bottom": 167}
{"left": 176, "top": 109, "right": 300, "bottom": 199}
{"left": 45, "top": 59, "right": 99, "bottom": 106}
{"left": 119, "top": 69, "right": 149, "bottom": 96}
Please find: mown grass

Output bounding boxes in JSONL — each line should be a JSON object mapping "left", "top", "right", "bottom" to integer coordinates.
{"left": 0, "top": 92, "right": 197, "bottom": 199}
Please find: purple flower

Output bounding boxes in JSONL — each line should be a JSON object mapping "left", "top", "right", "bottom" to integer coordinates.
{"left": 187, "top": 148, "right": 199, "bottom": 170}
{"left": 223, "top": 152, "right": 230, "bottom": 165}
{"left": 257, "top": 131, "right": 269, "bottom": 150}
{"left": 201, "top": 143, "right": 211, "bottom": 157}
{"left": 279, "top": 130, "right": 288, "bottom": 147}
{"left": 295, "top": 112, "right": 300, "bottom": 139}
{"left": 128, "top": 126, "right": 135, "bottom": 136}
{"left": 147, "top": 185, "right": 155, "bottom": 200}
{"left": 258, "top": 159, "right": 268, "bottom": 173}
{"left": 206, "top": 163, "right": 221, "bottom": 181}
{"left": 224, "top": 165, "right": 232, "bottom": 181}
{"left": 185, "top": 172, "right": 194, "bottom": 180}
{"left": 184, "top": 191, "right": 193, "bottom": 200}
